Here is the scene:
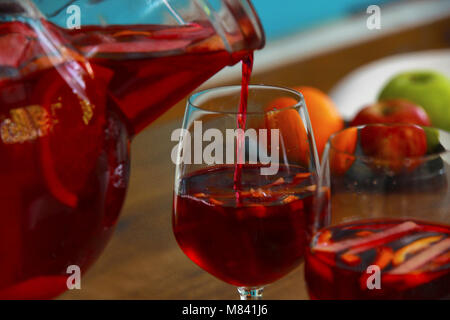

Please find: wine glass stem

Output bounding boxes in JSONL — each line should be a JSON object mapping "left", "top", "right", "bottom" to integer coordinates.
{"left": 237, "top": 287, "right": 264, "bottom": 300}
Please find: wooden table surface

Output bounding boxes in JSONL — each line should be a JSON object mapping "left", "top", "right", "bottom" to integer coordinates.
{"left": 61, "top": 16, "right": 450, "bottom": 300}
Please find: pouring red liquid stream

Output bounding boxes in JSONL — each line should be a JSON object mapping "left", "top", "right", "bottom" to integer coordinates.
{"left": 234, "top": 53, "right": 254, "bottom": 200}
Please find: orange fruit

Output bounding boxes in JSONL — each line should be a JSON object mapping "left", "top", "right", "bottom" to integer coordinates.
{"left": 265, "top": 87, "right": 344, "bottom": 162}
{"left": 265, "top": 105, "right": 310, "bottom": 166}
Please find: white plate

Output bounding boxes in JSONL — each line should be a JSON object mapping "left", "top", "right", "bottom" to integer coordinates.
{"left": 329, "top": 49, "right": 450, "bottom": 120}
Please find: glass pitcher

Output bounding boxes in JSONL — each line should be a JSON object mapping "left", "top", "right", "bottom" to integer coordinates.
{"left": 0, "top": 0, "right": 264, "bottom": 299}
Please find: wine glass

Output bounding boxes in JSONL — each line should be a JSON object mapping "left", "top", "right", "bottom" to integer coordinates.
{"left": 306, "top": 124, "right": 450, "bottom": 299}
{"left": 172, "top": 85, "right": 320, "bottom": 299}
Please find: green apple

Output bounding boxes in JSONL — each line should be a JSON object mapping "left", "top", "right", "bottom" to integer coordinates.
{"left": 378, "top": 71, "right": 450, "bottom": 131}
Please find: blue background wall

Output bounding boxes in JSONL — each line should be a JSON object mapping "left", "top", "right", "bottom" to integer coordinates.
{"left": 35, "top": 0, "right": 400, "bottom": 41}
{"left": 252, "top": 0, "right": 399, "bottom": 40}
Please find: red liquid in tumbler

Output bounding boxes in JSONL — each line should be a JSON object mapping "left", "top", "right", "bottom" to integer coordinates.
{"left": 305, "top": 219, "right": 450, "bottom": 299}
{"left": 173, "top": 165, "right": 315, "bottom": 287}
{"left": 0, "top": 20, "right": 250, "bottom": 299}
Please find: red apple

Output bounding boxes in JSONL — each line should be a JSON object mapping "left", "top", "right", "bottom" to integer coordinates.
{"left": 360, "top": 124, "right": 427, "bottom": 173}
{"left": 350, "top": 99, "right": 431, "bottom": 127}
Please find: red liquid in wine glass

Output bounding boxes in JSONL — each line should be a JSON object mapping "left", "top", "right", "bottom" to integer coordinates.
{"left": 305, "top": 219, "right": 450, "bottom": 299}
{"left": 0, "top": 20, "right": 252, "bottom": 299}
{"left": 173, "top": 164, "right": 315, "bottom": 287}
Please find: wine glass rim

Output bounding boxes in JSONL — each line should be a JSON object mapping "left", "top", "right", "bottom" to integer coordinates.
{"left": 187, "top": 84, "right": 305, "bottom": 115}
{"left": 327, "top": 124, "right": 450, "bottom": 161}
